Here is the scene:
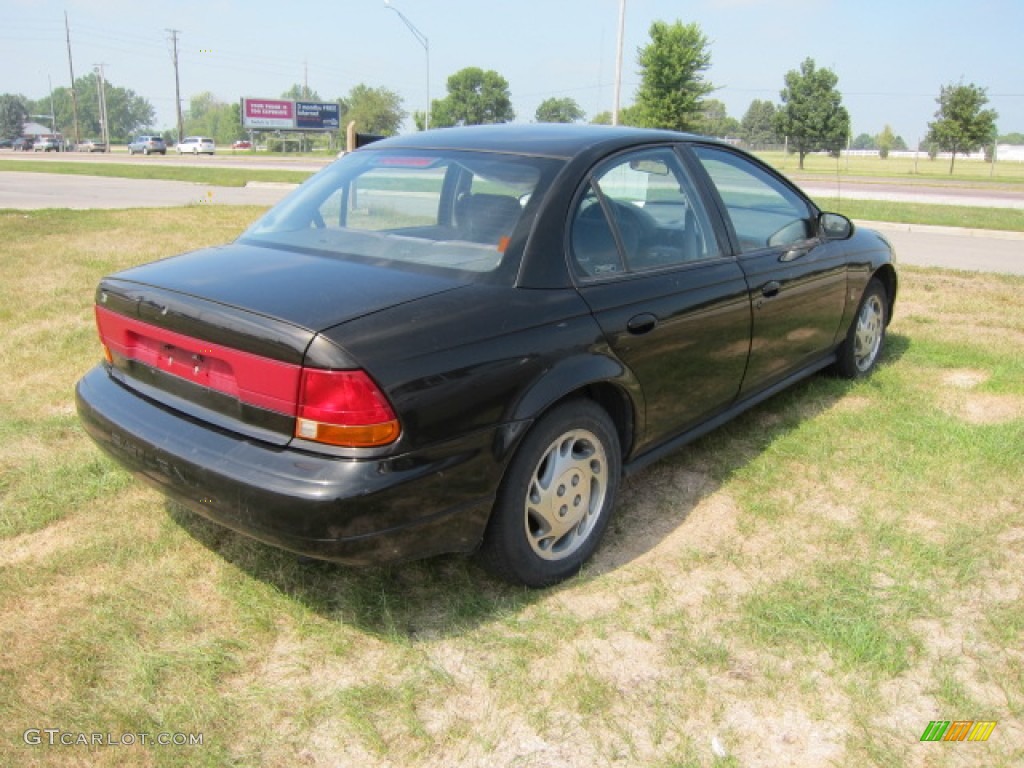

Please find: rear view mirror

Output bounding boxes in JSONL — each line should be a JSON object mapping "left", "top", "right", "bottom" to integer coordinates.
{"left": 628, "top": 159, "right": 670, "bottom": 176}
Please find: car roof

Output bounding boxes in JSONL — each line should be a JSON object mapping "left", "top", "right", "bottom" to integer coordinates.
{"left": 364, "top": 123, "right": 712, "bottom": 160}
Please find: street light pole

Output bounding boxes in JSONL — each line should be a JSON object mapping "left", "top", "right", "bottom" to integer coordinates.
{"left": 384, "top": 1, "right": 430, "bottom": 130}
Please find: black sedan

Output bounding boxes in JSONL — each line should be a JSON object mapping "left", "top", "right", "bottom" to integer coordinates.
{"left": 76, "top": 125, "right": 896, "bottom": 587}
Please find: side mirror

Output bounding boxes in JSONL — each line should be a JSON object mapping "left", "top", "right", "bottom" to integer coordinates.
{"left": 819, "top": 212, "right": 854, "bottom": 240}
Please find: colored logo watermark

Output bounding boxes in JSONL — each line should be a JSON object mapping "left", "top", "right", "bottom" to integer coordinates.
{"left": 920, "top": 720, "right": 997, "bottom": 742}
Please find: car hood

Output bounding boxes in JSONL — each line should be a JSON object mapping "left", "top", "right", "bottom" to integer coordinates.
{"left": 106, "top": 240, "right": 465, "bottom": 333}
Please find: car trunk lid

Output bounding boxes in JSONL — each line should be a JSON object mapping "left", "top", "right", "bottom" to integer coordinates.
{"left": 94, "top": 242, "right": 463, "bottom": 446}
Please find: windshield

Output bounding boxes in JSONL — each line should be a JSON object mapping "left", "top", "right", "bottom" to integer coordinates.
{"left": 241, "top": 148, "right": 559, "bottom": 275}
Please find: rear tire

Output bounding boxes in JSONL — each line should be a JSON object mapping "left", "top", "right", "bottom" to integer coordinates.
{"left": 835, "top": 277, "right": 887, "bottom": 378}
{"left": 479, "top": 400, "right": 621, "bottom": 588}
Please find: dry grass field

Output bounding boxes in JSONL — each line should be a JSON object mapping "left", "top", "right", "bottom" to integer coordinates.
{"left": 1, "top": 207, "right": 1021, "bottom": 767}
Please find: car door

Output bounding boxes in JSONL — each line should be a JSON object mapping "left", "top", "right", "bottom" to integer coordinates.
{"left": 688, "top": 144, "right": 849, "bottom": 394}
{"left": 571, "top": 146, "right": 751, "bottom": 455}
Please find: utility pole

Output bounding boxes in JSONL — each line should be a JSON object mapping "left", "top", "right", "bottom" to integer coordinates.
{"left": 168, "top": 29, "right": 183, "bottom": 143}
{"left": 94, "top": 64, "right": 110, "bottom": 149}
{"left": 47, "top": 76, "right": 58, "bottom": 147}
{"left": 612, "top": 0, "right": 626, "bottom": 126}
{"left": 64, "top": 11, "right": 81, "bottom": 147}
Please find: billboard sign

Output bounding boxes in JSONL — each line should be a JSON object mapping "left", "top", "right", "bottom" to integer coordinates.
{"left": 296, "top": 101, "right": 340, "bottom": 130}
{"left": 242, "top": 98, "right": 339, "bottom": 132}
{"left": 242, "top": 99, "right": 295, "bottom": 129}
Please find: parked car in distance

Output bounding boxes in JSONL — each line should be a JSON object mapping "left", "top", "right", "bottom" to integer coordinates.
{"left": 176, "top": 136, "right": 216, "bottom": 155}
{"left": 33, "top": 137, "right": 61, "bottom": 152}
{"left": 232, "top": 140, "right": 252, "bottom": 150}
{"left": 0, "top": 138, "right": 12, "bottom": 149}
{"left": 128, "top": 135, "right": 167, "bottom": 155}
{"left": 78, "top": 138, "right": 106, "bottom": 152}
{"left": 76, "top": 124, "right": 897, "bottom": 588}
{"left": 11, "top": 137, "right": 33, "bottom": 151}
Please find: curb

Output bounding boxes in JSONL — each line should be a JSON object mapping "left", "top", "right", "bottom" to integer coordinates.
{"left": 244, "top": 181, "right": 300, "bottom": 190}
{"left": 855, "top": 219, "right": 1024, "bottom": 241}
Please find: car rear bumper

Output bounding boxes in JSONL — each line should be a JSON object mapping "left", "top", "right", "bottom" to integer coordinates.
{"left": 75, "top": 366, "right": 501, "bottom": 565}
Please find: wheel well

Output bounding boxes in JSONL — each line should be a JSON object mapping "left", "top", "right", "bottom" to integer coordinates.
{"left": 873, "top": 264, "right": 898, "bottom": 324}
{"left": 541, "top": 382, "right": 636, "bottom": 461}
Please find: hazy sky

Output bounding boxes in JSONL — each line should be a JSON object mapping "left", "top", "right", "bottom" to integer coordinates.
{"left": 4, "top": 0, "right": 1022, "bottom": 144}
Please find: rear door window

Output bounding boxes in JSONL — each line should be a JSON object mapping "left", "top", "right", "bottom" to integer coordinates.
{"left": 571, "top": 147, "right": 720, "bottom": 278}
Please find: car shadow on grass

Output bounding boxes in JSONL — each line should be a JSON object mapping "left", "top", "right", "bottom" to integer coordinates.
{"left": 592, "top": 331, "right": 911, "bottom": 577}
{"left": 167, "top": 334, "right": 910, "bottom": 640}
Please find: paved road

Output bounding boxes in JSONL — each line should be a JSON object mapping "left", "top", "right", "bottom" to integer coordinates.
{"left": 855, "top": 220, "right": 1023, "bottom": 275}
{"left": 801, "top": 179, "right": 1024, "bottom": 210}
{"left": 0, "top": 171, "right": 292, "bottom": 209}
{"left": 1, "top": 163, "right": 1022, "bottom": 276}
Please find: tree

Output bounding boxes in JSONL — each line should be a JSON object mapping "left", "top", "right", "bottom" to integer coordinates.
{"left": 0, "top": 93, "right": 28, "bottom": 138}
{"left": 183, "top": 92, "right": 242, "bottom": 144}
{"left": 633, "top": 20, "right": 714, "bottom": 131}
{"left": 430, "top": 67, "right": 514, "bottom": 127}
{"left": 535, "top": 97, "right": 585, "bottom": 124}
{"left": 30, "top": 74, "right": 154, "bottom": 142}
{"left": 341, "top": 84, "right": 406, "bottom": 136}
{"left": 925, "top": 82, "right": 998, "bottom": 174}
{"left": 695, "top": 99, "right": 739, "bottom": 138}
{"left": 281, "top": 83, "right": 321, "bottom": 101}
{"left": 775, "top": 58, "right": 850, "bottom": 169}
{"left": 876, "top": 124, "right": 896, "bottom": 159}
{"left": 999, "top": 132, "right": 1024, "bottom": 144}
{"left": 739, "top": 99, "right": 778, "bottom": 148}
{"left": 591, "top": 105, "right": 641, "bottom": 127}
{"left": 851, "top": 133, "right": 877, "bottom": 150}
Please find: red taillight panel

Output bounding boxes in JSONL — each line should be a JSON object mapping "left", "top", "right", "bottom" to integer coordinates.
{"left": 295, "top": 369, "right": 400, "bottom": 448}
{"left": 95, "top": 305, "right": 301, "bottom": 414}
{"left": 94, "top": 305, "right": 400, "bottom": 448}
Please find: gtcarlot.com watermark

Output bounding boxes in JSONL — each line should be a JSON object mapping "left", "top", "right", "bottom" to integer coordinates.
{"left": 24, "top": 728, "right": 203, "bottom": 747}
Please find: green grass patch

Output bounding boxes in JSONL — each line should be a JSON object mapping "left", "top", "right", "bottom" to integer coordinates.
{"left": 818, "top": 197, "right": 1024, "bottom": 232}
{"left": 742, "top": 560, "right": 918, "bottom": 675}
{"left": 0, "top": 158, "right": 310, "bottom": 187}
{"left": 756, "top": 150, "right": 1024, "bottom": 185}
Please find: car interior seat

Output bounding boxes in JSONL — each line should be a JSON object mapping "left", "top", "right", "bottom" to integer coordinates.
{"left": 455, "top": 194, "right": 523, "bottom": 245}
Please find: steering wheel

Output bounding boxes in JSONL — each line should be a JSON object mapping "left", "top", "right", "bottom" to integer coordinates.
{"left": 607, "top": 199, "right": 654, "bottom": 254}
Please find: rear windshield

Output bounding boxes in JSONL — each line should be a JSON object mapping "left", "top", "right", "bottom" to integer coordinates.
{"left": 240, "top": 148, "right": 560, "bottom": 275}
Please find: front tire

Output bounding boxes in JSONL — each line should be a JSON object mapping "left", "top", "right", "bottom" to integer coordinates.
{"left": 835, "top": 277, "right": 887, "bottom": 378}
{"left": 479, "top": 400, "right": 621, "bottom": 588}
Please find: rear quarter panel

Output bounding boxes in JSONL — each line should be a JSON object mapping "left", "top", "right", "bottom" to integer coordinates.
{"left": 322, "top": 283, "right": 638, "bottom": 457}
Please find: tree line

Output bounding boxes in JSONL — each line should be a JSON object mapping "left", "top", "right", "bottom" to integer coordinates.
{"left": 0, "top": 18, "right": 1005, "bottom": 173}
